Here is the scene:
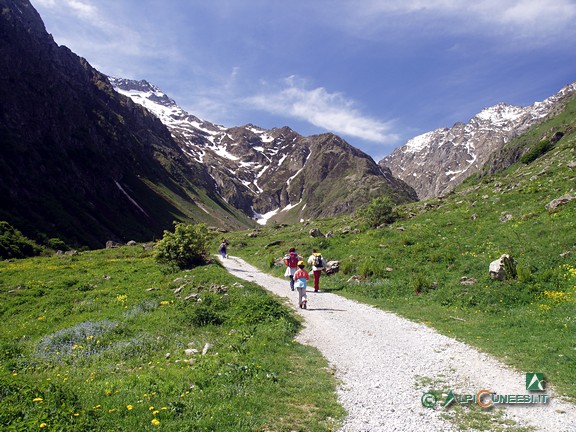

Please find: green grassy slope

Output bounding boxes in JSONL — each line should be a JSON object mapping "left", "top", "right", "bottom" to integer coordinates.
{"left": 0, "top": 247, "right": 344, "bottom": 431}
{"left": 220, "top": 97, "right": 576, "bottom": 401}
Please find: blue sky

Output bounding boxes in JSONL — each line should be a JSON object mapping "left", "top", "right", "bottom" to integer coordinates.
{"left": 30, "top": 0, "right": 576, "bottom": 160}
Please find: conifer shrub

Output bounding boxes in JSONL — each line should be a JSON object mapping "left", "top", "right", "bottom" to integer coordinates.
{"left": 154, "top": 222, "right": 211, "bottom": 269}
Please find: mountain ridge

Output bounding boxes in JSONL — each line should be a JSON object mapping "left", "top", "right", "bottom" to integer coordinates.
{"left": 109, "top": 77, "right": 418, "bottom": 224}
{"left": 0, "top": 0, "right": 255, "bottom": 248}
{"left": 380, "top": 81, "right": 576, "bottom": 199}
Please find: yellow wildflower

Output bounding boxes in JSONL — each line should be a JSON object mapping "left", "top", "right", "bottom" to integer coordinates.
{"left": 151, "top": 419, "right": 161, "bottom": 426}
{"left": 126, "top": 405, "right": 133, "bottom": 411}
{"left": 39, "top": 423, "right": 47, "bottom": 428}
{"left": 33, "top": 397, "right": 43, "bottom": 403}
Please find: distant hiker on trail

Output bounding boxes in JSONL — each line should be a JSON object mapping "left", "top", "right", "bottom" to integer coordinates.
{"left": 283, "top": 247, "right": 302, "bottom": 291}
{"left": 293, "top": 261, "right": 309, "bottom": 309}
{"left": 218, "top": 239, "right": 229, "bottom": 258}
{"left": 307, "top": 249, "right": 327, "bottom": 292}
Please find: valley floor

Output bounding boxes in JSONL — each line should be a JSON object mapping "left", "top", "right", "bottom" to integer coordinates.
{"left": 218, "top": 255, "right": 576, "bottom": 432}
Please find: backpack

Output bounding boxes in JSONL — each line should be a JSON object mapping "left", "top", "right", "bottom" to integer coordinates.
{"left": 313, "top": 254, "right": 323, "bottom": 268}
{"left": 286, "top": 253, "right": 299, "bottom": 268}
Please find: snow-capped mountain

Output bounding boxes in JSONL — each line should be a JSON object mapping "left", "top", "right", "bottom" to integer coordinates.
{"left": 380, "top": 82, "right": 576, "bottom": 199}
{"left": 109, "top": 77, "right": 417, "bottom": 224}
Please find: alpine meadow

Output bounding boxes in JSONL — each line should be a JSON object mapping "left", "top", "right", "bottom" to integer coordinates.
{"left": 1, "top": 0, "right": 576, "bottom": 430}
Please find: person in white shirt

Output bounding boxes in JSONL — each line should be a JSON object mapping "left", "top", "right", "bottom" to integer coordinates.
{"left": 307, "top": 249, "right": 327, "bottom": 292}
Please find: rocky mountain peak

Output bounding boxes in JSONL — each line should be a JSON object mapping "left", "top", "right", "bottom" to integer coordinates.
{"left": 111, "top": 78, "right": 417, "bottom": 224}
{"left": 380, "top": 81, "right": 576, "bottom": 199}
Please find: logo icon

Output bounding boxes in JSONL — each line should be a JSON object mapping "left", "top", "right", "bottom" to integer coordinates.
{"left": 443, "top": 390, "right": 456, "bottom": 408}
{"left": 526, "top": 373, "right": 545, "bottom": 391}
{"left": 421, "top": 391, "right": 437, "bottom": 408}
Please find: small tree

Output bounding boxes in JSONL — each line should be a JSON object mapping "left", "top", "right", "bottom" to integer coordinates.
{"left": 0, "top": 221, "right": 43, "bottom": 259}
{"left": 357, "top": 196, "right": 395, "bottom": 228}
{"left": 154, "top": 222, "right": 211, "bottom": 269}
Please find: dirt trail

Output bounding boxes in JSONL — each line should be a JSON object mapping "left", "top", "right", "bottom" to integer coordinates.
{"left": 218, "top": 255, "right": 576, "bottom": 432}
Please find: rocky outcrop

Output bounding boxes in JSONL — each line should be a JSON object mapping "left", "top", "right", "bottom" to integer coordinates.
{"left": 546, "top": 194, "right": 575, "bottom": 211}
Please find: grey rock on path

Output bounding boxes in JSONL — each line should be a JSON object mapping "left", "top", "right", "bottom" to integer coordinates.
{"left": 218, "top": 255, "right": 576, "bottom": 432}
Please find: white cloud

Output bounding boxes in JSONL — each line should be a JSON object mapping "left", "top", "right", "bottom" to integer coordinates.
{"left": 246, "top": 77, "right": 399, "bottom": 144}
{"left": 334, "top": 0, "right": 576, "bottom": 44}
{"left": 33, "top": 0, "right": 104, "bottom": 28}
{"left": 67, "top": 0, "right": 98, "bottom": 20}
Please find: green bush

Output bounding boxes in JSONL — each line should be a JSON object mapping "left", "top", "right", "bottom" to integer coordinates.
{"left": 154, "top": 222, "right": 211, "bottom": 269}
{"left": 357, "top": 197, "right": 395, "bottom": 228}
{"left": 47, "top": 237, "right": 68, "bottom": 251}
{"left": 0, "top": 221, "right": 43, "bottom": 259}
{"left": 520, "top": 140, "right": 553, "bottom": 164}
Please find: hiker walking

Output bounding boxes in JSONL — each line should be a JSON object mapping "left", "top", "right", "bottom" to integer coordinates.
{"left": 293, "top": 261, "right": 310, "bottom": 309}
{"left": 283, "top": 247, "right": 301, "bottom": 291}
{"left": 218, "top": 239, "right": 229, "bottom": 258}
{"left": 307, "top": 249, "right": 327, "bottom": 292}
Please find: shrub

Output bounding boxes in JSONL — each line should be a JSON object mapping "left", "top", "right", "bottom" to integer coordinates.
{"left": 47, "top": 237, "right": 68, "bottom": 251}
{"left": 520, "top": 140, "right": 554, "bottom": 164}
{"left": 0, "top": 221, "right": 43, "bottom": 259}
{"left": 357, "top": 197, "right": 395, "bottom": 228}
{"left": 154, "top": 222, "right": 211, "bottom": 269}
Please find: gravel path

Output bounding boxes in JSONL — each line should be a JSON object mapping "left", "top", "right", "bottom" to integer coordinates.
{"left": 218, "top": 255, "right": 576, "bottom": 431}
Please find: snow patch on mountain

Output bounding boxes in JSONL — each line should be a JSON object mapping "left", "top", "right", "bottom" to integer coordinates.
{"left": 474, "top": 103, "right": 527, "bottom": 125}
{"left": 381, "top": 81, "right": 576, "bottom": 199}
{"left": 404, "top": 130, "right": 439, "bottom": 153}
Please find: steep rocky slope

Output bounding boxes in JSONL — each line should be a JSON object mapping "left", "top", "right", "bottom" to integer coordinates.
{"left": 110, "top": 78, "right": 418, "bottom": 224}
{"left": 380, "top": 82, "right": 576, "bottom": 199}
{"left": 0, "top": 0, "right": 254, "bottom": 247}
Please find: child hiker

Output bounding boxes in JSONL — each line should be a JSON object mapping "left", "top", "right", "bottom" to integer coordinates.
{"left": 218, "top": 239, "right": 229, "bottom": 258}
{"left": 283, "top": 247, "right": 301, "bottom": 291}
{"left": 293, "top": 261, "right": 309, "bottom": 309}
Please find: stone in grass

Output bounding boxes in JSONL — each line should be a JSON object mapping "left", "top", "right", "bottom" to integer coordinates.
{"left": 489, "top": 254, "right": 517, "bottom": 280}
{"left": 202, "top": 343, "right": 211, "bottom": 355}
{"left": 185, "top": 348, "right": 199, "bottom": 357}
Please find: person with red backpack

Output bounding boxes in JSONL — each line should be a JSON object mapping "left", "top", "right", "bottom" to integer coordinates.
{"left": 283, "top": 247, "right": 302, "bottom": 291}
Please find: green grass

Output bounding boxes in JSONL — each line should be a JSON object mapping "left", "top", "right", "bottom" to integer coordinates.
{"left": 0, "top": 247, "right": 344, "bottom": 431}
{"left": 217, "top": 124, "right": 576, "bottom": 403}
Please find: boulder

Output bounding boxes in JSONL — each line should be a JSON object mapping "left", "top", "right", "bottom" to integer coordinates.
{"left": 460, "top": 277, "right": 477, "bottom": 285}
{"left": 545, "top": 193, "right": 574, "bottom": 211}
{"left": 489, "top": 254, "right": 517, "bottom": 280}
{"left": 325, "top": 260, "right": 340, "bottom": 275}
{"left": 309, "top": 228, "right": 324, "bottom": 238}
